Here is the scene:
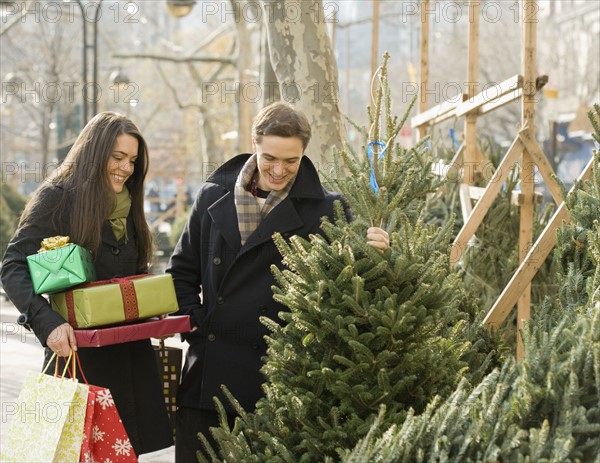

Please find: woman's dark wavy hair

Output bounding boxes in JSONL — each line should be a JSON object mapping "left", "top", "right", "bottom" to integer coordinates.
{"left": 19, "top": 112, "right": 153, "bottom": 269}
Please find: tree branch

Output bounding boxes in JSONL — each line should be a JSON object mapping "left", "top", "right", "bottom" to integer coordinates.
{"left": 112, "top": 53, "right": 236, "bottom": 65}
{"left": 0, "top": 0, "right": 35, "bottom": 37}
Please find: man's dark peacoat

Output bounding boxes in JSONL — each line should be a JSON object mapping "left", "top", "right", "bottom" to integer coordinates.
{"left": 167, "top": 153, "right": 350, "bottom": 413}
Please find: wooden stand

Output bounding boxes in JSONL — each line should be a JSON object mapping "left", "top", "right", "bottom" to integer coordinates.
{"left": 412, "top": 0, "right": 591, "bottom": 359}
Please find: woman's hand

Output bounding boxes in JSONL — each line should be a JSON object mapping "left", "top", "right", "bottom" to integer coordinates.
{"left": 46, "top": 322, "right": 77, "bottom": 357}
{"left": 367, "top": 227, "right": 390, "bottom": 253}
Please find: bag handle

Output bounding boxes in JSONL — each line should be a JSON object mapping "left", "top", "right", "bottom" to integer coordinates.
{"left": 41, "top": 351, "right": 73, "bottom": 380}
{"left": 68, "top": 351, "right": 90, "bottom": 385}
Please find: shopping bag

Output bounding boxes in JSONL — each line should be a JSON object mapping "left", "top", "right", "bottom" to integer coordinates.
{"left": 76, "top": 358, "right": 138, "bottom": 462}
{"left": 154, "top": 340, "right": 182, "bottom": 440}
{"left": 79, "top": 386, "right": 97, "bottom": 462}
{"left": 0, "top": 353, "right": 89, "bottom": 463}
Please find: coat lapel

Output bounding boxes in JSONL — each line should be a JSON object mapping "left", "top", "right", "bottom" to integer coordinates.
{"left": 101, "top": 221, "right": 120, "bottom": 247}
{"left": 208, "top": 192, "right": 242, "bottom": 255}
{"left": 240, "top": 198, "right": 304, "bottom": 252}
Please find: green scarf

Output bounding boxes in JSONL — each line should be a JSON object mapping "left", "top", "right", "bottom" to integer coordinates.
{"left": 107, "top": 186, "right": 131, "bottom": 243}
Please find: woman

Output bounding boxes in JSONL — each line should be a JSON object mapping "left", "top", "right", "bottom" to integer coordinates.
{"left": 1, "top": 112, "right": 173, "bottom": 456}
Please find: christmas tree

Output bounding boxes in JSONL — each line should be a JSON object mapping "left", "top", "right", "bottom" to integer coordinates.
{"left": 198, "top": 54, "right": 490, "bottom": 462}
{"left": 341, "top": 104, "right": 600, "bottom": 462}
{"left": 555, "top": 104, "right": 600, "bottom": 310}
{"left": 344, "top": 302, "right": 600, "bottom": 462}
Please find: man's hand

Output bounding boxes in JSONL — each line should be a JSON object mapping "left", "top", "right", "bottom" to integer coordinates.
{"left": 367, "top": 227, "right": 390, "bottom": 253}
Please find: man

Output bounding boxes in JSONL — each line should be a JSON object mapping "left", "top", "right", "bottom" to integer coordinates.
{"left": 167, "top": 102, "right": 388, "bottom": 460}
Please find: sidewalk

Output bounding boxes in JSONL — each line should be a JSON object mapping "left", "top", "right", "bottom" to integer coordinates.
{"left": 0, "top": 297, "right": 181, "bottom": 462}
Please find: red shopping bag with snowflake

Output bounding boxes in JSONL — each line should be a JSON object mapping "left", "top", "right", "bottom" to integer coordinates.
{"left": 79, "top": 384, "right": 138, "bottom": 462}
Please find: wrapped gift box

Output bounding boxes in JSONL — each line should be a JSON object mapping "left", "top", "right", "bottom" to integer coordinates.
{"left": 74, "top": 315, "right": 191, "bottom": 347}
{"left": 27, "top": 244, "right": 96, "bottom": 294}
{"left": 51, "top": 274, "right": 179, "bottom": 329}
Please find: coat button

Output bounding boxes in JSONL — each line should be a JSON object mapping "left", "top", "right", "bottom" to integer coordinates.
{"left": 216, "top": 296, "right": 225, "bottom": 305}
{"left": 208, "top": 334, "right": 216, "bottom": 341}
{"left": 213, "top": 257, "right": 221, "bottom": 265}
{"left": 111, "top": 246, "right": 120, "bottom": 255}
{"left": 17, "top": 313, "right": 28, "bottom": 325}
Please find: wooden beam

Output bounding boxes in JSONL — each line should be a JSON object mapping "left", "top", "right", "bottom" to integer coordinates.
{"left": 516, "top": 0, "right": 538, "bottom": 360}
{"left": 485, "top": 203, "right": 567, "bottom": 330}
{"left": 484, "top": 155, "right": 594, "bottom": 329}
{"left": 518, "top": 129, "right": 564, "bottom": 205}
{"left": 459, "top": 184, "right": 474, "bottom": 224}
{"left": 464, "top": 0, "right": 480, "bottom": 185}
{"left": 412, "top": 74, "right": 546, "bottom": 124}
{"left": 431, "top": 144, "right": 464, "bottom": 182}
{"left": 455, "top": 74, "right": 523, "bottom": 117}
{"left": 411, "top": 98, "right": 464, "bottom": 128}
{"left": 479, "top": 88, "right": 522, "bottom": 115}
{"left": 466, "top": 185, "right": 543, "bottom": 206}
{"left": 451, "top": 136, "right": 524, "bottom": 265}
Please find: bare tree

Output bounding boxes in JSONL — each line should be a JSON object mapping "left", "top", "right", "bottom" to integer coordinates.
{"left": 1, "top": 8, "right": 78, "bottom": 182}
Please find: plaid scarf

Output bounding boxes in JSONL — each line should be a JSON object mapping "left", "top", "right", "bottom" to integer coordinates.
{"left": 234, "top": 154, "right": 296, "bottom": 245}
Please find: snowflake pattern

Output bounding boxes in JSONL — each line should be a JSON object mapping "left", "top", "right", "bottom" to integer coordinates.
{"left": 113, "top": 438, "right": 132, "bottom": 456}
{"left": 92, "top": 425, "right": 106, "bottom": 442}
{"left": 103, "top": 459, "right": 114, "bottom": 463}
{"left": 96, "top": 389, "right": 115, "bottom": 410}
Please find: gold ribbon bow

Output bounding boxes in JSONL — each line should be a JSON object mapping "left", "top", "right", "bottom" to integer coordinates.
{"left": 38, "top": 236, "right": 71, "bottom": 253}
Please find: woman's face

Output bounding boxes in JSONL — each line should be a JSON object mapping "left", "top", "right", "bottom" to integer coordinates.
{"left": 107, "top": 133, "right": 138, "bottom": 193}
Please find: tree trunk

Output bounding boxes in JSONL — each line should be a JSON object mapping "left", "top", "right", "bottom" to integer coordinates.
{"left": 232, "top": 0, "right": 254, "bottom": 153}
{"left": 261, "top": 25, "right": 280, "bottom": 106}
{"left": 260, "top": 0, "right": 343, "bottom": 166}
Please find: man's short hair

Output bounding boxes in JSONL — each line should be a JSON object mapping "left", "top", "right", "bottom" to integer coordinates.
{"left": 251, "top": 102, "right": 312, "bottom": 151}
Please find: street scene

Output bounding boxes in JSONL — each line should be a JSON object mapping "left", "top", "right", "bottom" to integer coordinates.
{"left": 1, "top": 0, "right": 599, "bottom": 462}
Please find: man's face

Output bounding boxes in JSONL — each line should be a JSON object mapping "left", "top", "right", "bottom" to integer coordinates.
{"left": 253, "top": 135, "right": 303, "bottom": 192}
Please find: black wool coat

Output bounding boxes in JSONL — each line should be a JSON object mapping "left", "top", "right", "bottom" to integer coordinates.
{"left": 166, "top": 153, "right": 350, "bottom": 413}
{"left": 0, "top": 184, "right": 173, "bottom": 456}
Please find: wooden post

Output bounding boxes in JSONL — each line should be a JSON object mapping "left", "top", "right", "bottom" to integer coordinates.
{"left": 464, "top": 0, "right": 480, "bottom": 185}
{"left": 516, "top": 0, "right": 537, "bottom": 360}
{"left": 418, "top": 0, "right": 429, "bottom": 140}
{"left": 451, "top": 136, "right": 524, "bottom": 264}
{"left": 484, "top": 156, "right": 594, "bottom": 329}
{"left": 371, "top": 0, "right": 380, "bottom": 80}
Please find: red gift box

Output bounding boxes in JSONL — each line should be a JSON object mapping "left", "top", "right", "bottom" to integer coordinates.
{"left": 74, "top": 316, "right": 191, "bottom": 347}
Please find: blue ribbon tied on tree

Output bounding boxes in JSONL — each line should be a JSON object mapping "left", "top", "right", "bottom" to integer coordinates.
{"left": 368, "top": 141, "right": 387, "bottom": 193}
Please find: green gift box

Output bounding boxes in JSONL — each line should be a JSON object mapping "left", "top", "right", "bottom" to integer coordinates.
{"left": 50, "top": 274, "right": 179, "bottom": 328}
{"left": 27, "top": 244, "right": 97, "bottom": 294}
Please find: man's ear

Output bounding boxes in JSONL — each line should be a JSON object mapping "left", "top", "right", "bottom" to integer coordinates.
{"left": 251, "top": 138, "right": 257, "bottom": 152}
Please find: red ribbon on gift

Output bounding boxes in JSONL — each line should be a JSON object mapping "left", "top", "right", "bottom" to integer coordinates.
{"left": 64, "top": 274, "right": 149, "bottom": 328}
